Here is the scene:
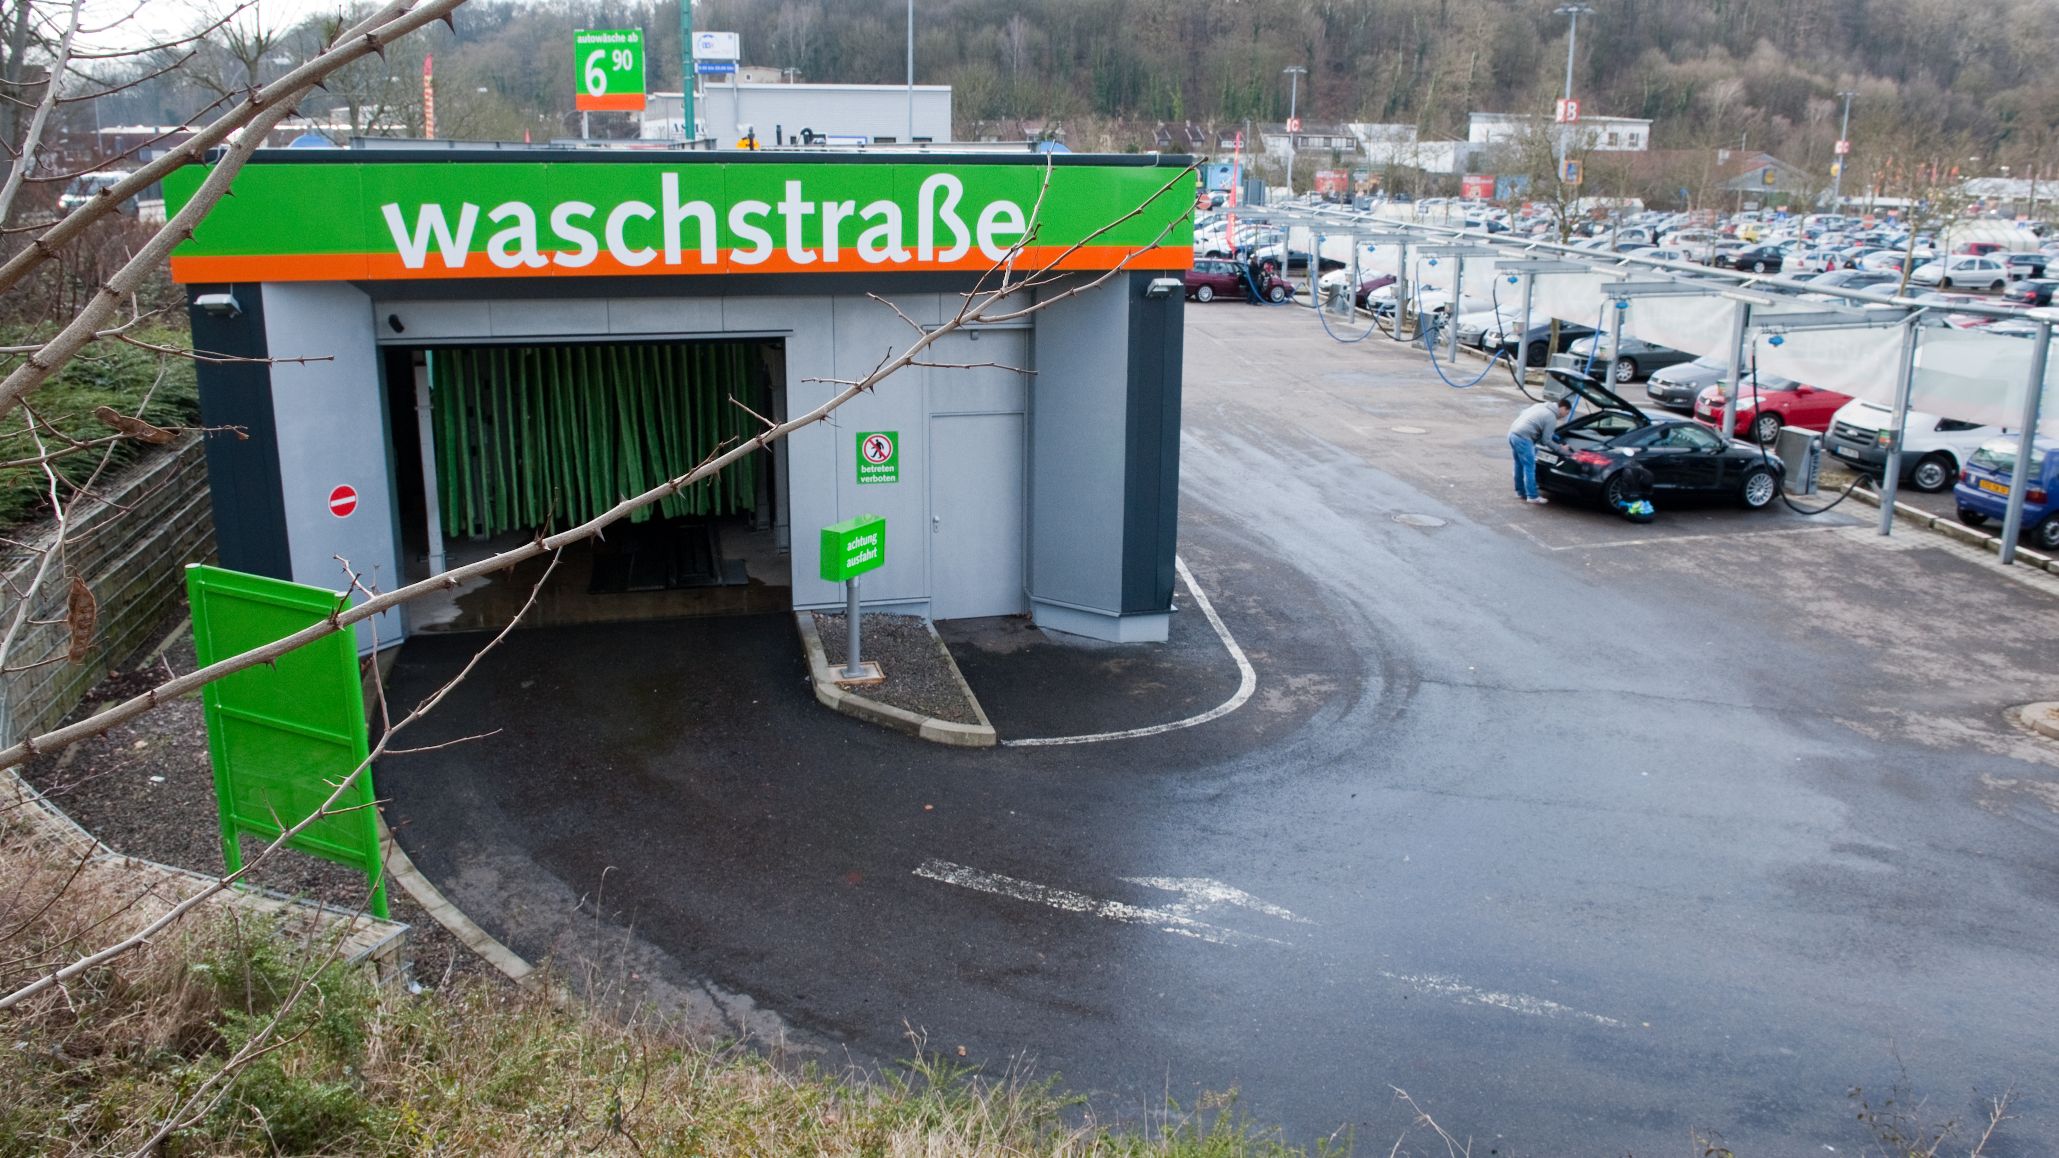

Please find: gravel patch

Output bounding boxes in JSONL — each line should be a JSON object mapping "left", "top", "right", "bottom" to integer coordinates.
{"left": 17, "top": 610, "right": 505, "bottom": 990}
{"left": 810, "top": 612, "right": 983, "bottom": 725}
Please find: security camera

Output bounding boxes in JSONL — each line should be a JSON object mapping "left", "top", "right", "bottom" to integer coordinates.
{"left": 1144, "top": 277, "right": 1184, "bottom": 299}
{"left": 194, "top": 292, "right": 241, "bottom": 318}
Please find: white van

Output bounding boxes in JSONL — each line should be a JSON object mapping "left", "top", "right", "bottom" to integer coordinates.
{"left": 1824, "top": 399, "right": 2009, "bottom": 492}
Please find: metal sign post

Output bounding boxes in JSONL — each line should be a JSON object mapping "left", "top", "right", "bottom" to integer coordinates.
{"left": 820, "top": 515, "right": 887, "bottom": 682}
{"left": 1876, "top": 316, "right": 1923, "bottom": 534}
{"left": 1998, "top": 318, "right": 2052, "bottom": 564}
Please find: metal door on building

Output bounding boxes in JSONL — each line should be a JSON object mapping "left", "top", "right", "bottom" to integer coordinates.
{"left": 929, "top": 410, "right": 1027, "bottom": 619}
{"left": 926, "top": 327, "right": 1028, "bottom": 619}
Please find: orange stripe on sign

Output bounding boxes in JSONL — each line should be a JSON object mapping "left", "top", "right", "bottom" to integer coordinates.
{"left": 574, "top": 93, "right": 646, "bottom": 112}
{"left": 170, "top": 244, "right": 1195, "bottom": 284}
{"left": 170, "top": 253, "right": 372, "bottom": 282}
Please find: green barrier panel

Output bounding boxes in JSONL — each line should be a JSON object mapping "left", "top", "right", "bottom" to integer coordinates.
{"left": 186, "top": 564, "right": 387, "bottom": 918}
{"left": 428, "top": 340, "right": 764, "bottom": 540}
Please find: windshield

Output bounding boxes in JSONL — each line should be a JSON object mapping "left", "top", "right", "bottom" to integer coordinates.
{"left": 1969, "top": 444, "right": 2049, "bottom": 475}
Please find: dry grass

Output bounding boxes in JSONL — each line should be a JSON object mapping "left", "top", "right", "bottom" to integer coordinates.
{"left": 0, "top": 823, "right": 1344, "bottom": 1156}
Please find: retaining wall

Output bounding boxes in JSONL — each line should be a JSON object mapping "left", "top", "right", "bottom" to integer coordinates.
{"left": 0, "top": 435, "right": 215, "bottom": 746}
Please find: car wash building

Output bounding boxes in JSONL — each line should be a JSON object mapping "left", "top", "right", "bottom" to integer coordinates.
{"left": 168, "top": 148, "right": 1194, "bottom": 652}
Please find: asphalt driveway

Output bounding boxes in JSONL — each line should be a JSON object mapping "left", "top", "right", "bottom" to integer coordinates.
{"left": 380, "top": 305, "right": 2059, "bottom": 1155}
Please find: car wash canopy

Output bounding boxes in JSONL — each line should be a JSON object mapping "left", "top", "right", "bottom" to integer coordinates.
{"left": 163, "top": 156, "right": 1197, "bottom": 283}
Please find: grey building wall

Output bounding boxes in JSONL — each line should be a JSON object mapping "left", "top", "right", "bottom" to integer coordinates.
{"left": 262, "top": 283, "right": 404, "bottom": 653}
{"left": 194, "top": 266, "right": 1178, "bottom": 646}
{"left": 1025, "top": 274, "right": 1182, "bottom": 642}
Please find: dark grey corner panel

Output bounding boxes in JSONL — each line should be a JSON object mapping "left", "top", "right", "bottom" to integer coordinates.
{"left": 187, "top": 283, "right": 290, "bottom": 579}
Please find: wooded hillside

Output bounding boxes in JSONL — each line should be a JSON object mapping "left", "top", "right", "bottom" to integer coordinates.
{"left": 107, "top": 0, "right": 2059, "bottom": 170}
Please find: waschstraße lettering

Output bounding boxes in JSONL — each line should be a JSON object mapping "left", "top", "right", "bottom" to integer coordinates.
{"left": 381, "top": 173, "right": 1027, "bottom": 271}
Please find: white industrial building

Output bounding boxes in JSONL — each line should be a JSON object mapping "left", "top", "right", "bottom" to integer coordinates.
{"left": 642, "top": 83, "right": 953, "bottom": 149}
{"left": 1468, "top": 112, "right": 1652, "bottom": 153}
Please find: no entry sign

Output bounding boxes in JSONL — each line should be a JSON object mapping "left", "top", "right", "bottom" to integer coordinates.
{"left": 856, "top": 431, "right": 899, "bottom": 484}
{"left": 328, "top": 484, "right": 358, "bottom": 518}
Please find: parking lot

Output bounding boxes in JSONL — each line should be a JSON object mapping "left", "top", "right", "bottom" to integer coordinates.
{"left": 379, "top": 294, "right": 2059, "bottom": 1154}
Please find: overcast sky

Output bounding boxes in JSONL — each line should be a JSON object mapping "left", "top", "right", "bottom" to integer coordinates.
{"left": 92, "top": 0, "right": 479, "bottom": 52}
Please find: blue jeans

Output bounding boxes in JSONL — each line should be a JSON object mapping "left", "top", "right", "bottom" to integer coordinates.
{"left": 1509, "top": 433, "right": 1539, "bottom": 499}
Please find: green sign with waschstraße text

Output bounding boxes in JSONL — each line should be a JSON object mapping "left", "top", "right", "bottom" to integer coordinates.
{"left": 820, "top": 515, "right": 885, "bottom": 583}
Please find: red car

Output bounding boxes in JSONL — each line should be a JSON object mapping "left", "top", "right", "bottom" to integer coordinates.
{"left": 1694, "top": 379, "right": 1854, "bottom": 445}
{"left": 1184, "top": 257, "right": 1294, "bottom": 303}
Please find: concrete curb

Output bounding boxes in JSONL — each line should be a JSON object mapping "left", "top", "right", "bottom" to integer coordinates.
{"left": 2017, "top": 702, "right": 2059, "bottom": 742}
{"left": 378, "top": 816, "right": 538, "bottom": 986}
{"left": 1840, "top": 485, "right": 2059, "bottom": 575}
{"left": 793, "top": 612, "right": 997, "bottom": 748}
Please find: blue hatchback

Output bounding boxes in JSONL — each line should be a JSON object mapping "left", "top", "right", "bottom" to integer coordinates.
{"left": 1955, "top": 436, "right": 2059, "bottom": 551}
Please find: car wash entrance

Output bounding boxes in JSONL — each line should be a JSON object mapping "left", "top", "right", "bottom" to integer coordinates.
{"left": 171, "top": 149, "right": 1195, "bottom": 653}
{"left": 384, "top": 337, "right": 788, "bottom": 633}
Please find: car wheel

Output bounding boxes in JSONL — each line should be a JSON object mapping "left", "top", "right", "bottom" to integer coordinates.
{"left": 1990, "top": 279, "right": 2005, "bottom": 292}
{"left": 1908, "top": 453, "right": 1955, "bottom": 493}
{"left": 2033, "top": 514, "right": 2059, "bottom": 551}
{"left": 1752, "top": 412, "right": 1783, "bottom": 445}
{"left": 1739, "top": 466, "right": 1778, "bottom": 509}
{"left": 1751, "top": 260, "right": 1770, "bottom": 273}
{"left": 1526, "top": 340, "right": 1548, "bottom": 367}
{"left": 1940, "top": 277, "right": 1953, "bottom": 289}
{"left": 1602, "top": 472, "right": 1631, "bottom": 508}
{"left": 1194, "top": 284, "right": 1214, "bottom": 303}
{"left": 1959, "top": 507, "right": 1989, "bottom": 527}
{"left": 1266, "top": 283, "right": 1289, "bottom": 303}
{"left": 1612, "top": 357, "right": 1638, "bottom": 383}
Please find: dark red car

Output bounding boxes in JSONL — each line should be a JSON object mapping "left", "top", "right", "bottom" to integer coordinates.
{"left": 1184, "top": 257, "right": 1294, "bottom": 303}
{"left": 1694, "top": 379, "right": 1854, "bottom": 445}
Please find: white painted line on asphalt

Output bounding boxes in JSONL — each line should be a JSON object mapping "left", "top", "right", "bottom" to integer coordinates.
{"left": 1001, "top": 555, "right": 1258, "bottom": 747}
{"left": 1122, "top": 876, "right": 1313, "bottom": 924}
{"left": 1380, "top": 971, "right": 1626, "bottom": 1028}
{"left": 913, "top": 859, "right": 1295, "bottom": 946}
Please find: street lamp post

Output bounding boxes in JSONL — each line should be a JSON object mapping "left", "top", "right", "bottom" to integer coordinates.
{"left": 906, "top": 0, "right": 915, "bottom": 143}
{"left": 1552, "top": 4, "right": 1594, "bottom": 179}
{"left": 1833, "top": 90, "right": 1856, "bottom": 205}
{"left": 1282, "top": 65, "right": 1307, "bottom": 197}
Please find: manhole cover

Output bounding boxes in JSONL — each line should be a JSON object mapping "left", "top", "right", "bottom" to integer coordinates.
{"left": 1390, "top": 425, "right": 1429, "bottom": 434}
{"left": 1392, "top": 513, "right": 1447, "bottom": 528}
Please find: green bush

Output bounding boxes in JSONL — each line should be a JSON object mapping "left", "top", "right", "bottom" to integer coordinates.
{"left": 0, "top": 325, "right": 199, "bottom": 530}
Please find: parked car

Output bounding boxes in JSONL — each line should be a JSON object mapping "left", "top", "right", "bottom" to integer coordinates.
{"left": 1785, "top": 248, "right": 1842, "bottom": 275}
{"left": 1825, "top": 400, "right": 2008, "bottom": 493}
{"left": 2005, "top": 278, "right": 2059, "bottom": 308}
{"left": 1562, "top": 332, "right": 1697, "bottom": 383}
{"left": 1535, "top": 371, "right": 1785, "bottom": 510}
{"left": 1955, "top": 437, "right": 2059, "bottom": 549}
{"left": 1184, "top": 257, "right": 1293, "bottom": 303}
{"left": 1646, "top": 355, "right": 1790, "bottom": 413}
{"left": 1317, "top": 268, "right": 1397, "bottom": 308}
{"left": 2003, "top": 252, "right": 2049, "bottom": 280}
{"left": 1695, "top": 378, "right": 1854, "bottom": 445}
{"left": 1484, "top": 316, "right": 1598, "bottom": 366}
{"left": 1716, "top": 244, "right": 1786, "bottom": 273}
{"left": 1908, "top": 254, "right": 2009, "bottom": 291}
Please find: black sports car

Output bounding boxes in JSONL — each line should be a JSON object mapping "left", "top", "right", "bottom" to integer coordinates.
{"left": 1535, "top": 370, "right": 1786, "bottom": 510}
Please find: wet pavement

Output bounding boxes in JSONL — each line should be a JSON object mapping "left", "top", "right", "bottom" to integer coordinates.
{"left": 380, "top": 305, "right": 2059, "bottom": 1155}
{"left": 936, "top": 569, "right": 1245, "bottom": 742}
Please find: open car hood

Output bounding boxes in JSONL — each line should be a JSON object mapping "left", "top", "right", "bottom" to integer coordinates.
{"left": 1546, "top": 368, "right": 1650, "bottom": 424}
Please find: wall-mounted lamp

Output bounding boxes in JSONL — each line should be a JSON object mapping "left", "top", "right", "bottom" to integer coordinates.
{"left": 1144, "top": 277, "right": 1184, "bottom": 299}
{"left": 195, "top": 292, "right": 241, "bottom": 318}
{"left": 387, "top": 313, "right": 406, "bottom": 333}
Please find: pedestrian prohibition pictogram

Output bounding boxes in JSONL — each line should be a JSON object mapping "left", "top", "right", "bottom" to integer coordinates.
{"left": 856, "top": 430, "right": 899, "bottom": 484}
{"left": 328, "top": 484, "right": 358, "bottom": 518}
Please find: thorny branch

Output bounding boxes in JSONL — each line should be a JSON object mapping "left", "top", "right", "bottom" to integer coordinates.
{"left": 0, "top": 547, "right": 565, "bottom": 1012}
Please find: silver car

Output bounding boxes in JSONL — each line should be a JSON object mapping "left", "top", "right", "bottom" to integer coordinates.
{"left": 1645, "top": 354, "right": 1792, "bottom": 412}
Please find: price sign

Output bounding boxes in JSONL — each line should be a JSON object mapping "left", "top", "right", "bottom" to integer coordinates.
{"left": 574, "top": 29, "right": 645, "bottom": 112}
